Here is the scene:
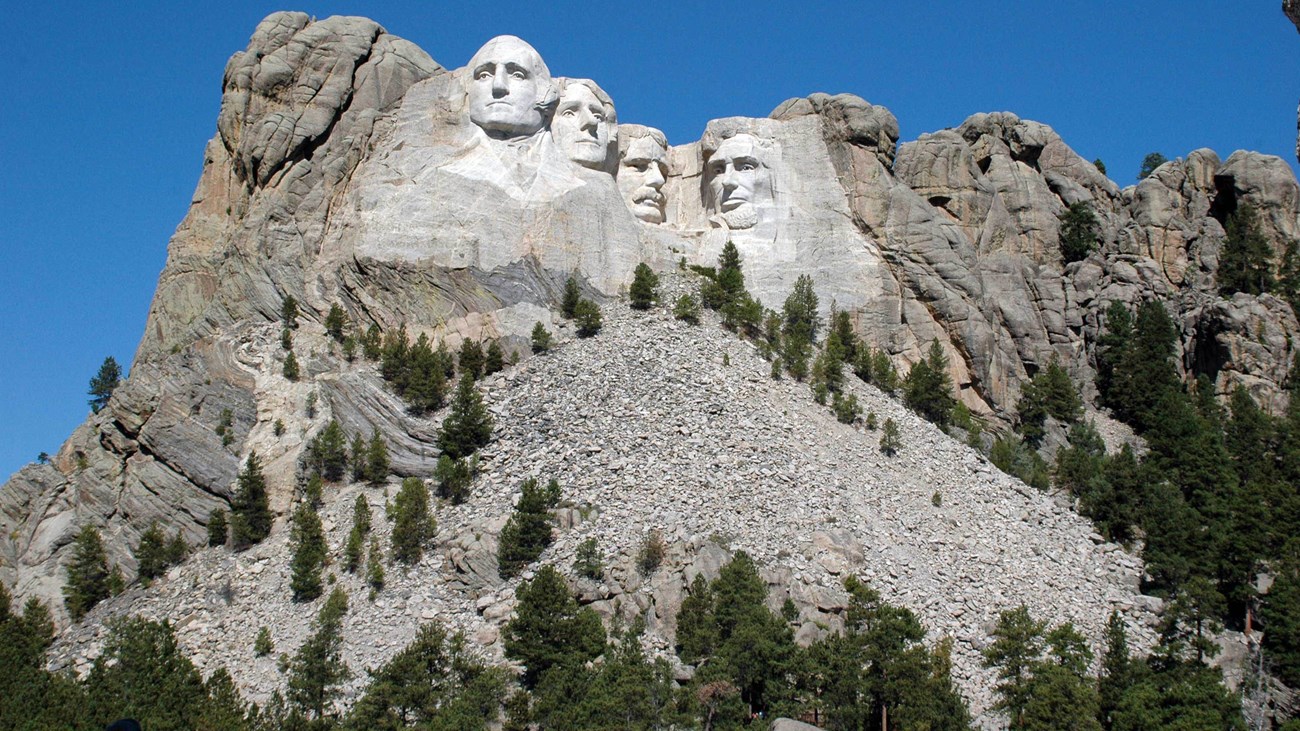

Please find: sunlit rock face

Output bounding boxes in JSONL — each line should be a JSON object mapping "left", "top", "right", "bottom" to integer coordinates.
{"left": 617, "top": 124, "right": 669, "bottom": 223}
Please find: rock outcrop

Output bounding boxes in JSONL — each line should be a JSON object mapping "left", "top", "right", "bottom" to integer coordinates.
{"left": 4, "top": 12, "right": 1300, "bottom": 728}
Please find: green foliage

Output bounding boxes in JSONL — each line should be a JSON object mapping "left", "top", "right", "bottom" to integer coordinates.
{"left": 308, "top": 420, "right": 349, "bottom": 482}
{"left": 391, "top": 478, "right": 435, "bottom": 564}
{"left": 990, "top": 435, "right": 1051, "bottom": 489}
{"left": 1097, "top": 300, "right": 1179, "bottom": 431}
{"left": 325, "top": 303, "right": 347, "bottom": 342}
{"left": 216, "top": 407, "right": 236, "bottom": 447}
{"left": 1059, "top": 202, "right": 1100, "bottom": 264}
{"left": 782, "top": 274, "right": 821, "bottom": 345}
{"left": 573, "top": 537, "right": 602, "bottom": 580}
{"left": 255, "top": 626, "right": 273, "bottom": 656}
{"left": 350, "top": 432, "right": 367, "bottom": 482}
{"left": 1016, "top": 357, "right": 1083, "bottom": 447}
{"left": 855, "top": 344, "right": 900, "bottom": 395}
{"left": 1137, "top": 152, "right": 1167, "bottom": 180}
{"left": 574, "top": 299, "right": 602, "bottom": 337}
{"left": 530, "top": 321, "right": 552, "bottom": 353}
{"left": 283, "top": 349, "right": 301, "bottom": 381}
{"left": 401, "top": 332, "right": 451, "bottom": 414}
{"left": 281, "top": 327, "right": 293, "bottom": 351}
{"left": 562, "top": 275, "right": 582, "bottom": 319}
{"left": 345, "top": 526, "right": 365, "bottom": 574}
{"left": 485, "top": 340, "right": 505, "bottom": 375}
{"left": 503, "top": 565, "right": 607, "bottom": 688}
{"left": 1260, "top": 553, "right": 1300, "bottom": 687}
{"left": 345, "top": 621, "right": 508, "bottom": 730}
{"left": 880, "top": 418, "right": 901, "bottom": 455}
{"left": 438, "top": 373, "right": 494, "bottom": 459}
{"left": 207, "top": 509, "right": 228, "bottom": 547}
{"left": 88, "top": 355, "right": 123, "bottom": 413}
{"left": 367, "top": 538, "right": 386, "bottom": 593}
{"left": 904, "top": 340, "right": 957, "bottom": 426}
{"left": 673, "top": 293, "right": 701, "bottom": 324}
{"left": 289, "top": 503, "right": 327, "bottom": 602}
{"left": 282, "top": 295, "right": 300, "bottom": 327}
{"left": 136, "top": 522, "right": 172, "bottom": 583}
{"left": 434, "top": 454, "right": 476, "bottom": 504}
{"left": 458, "top": 338, "right": 486, "bottom": 381}
{"left": 832, "top": 392, "right": 861, "bottom": 424}
{"left": 636, "top": 528, "right": 666, "bottom": 576}
{"left": 63, "top": 524, "right": 112, "bottom": 621}
{"left": 342, "top": 335, "right": 357, "bottom": 361}
{"left": 1218, "top": 204, "right": 1275, "bottom": 296}
{"left": 1093, "top": 159, "right": 1107, "bottom": 176}
{"left": 830, "top": 308, "right": 858, "bottom": 363}
{"left": 287, "top": 587, "right": 352, "bottom": 720}
{"left": 498, "top": 477, "right": 558, "bottom": 578}
{"left": 630, "top": 262, "right": 660, "bottom": 309}
{"left": 362, "top": 323, "right": 383, "bottom": 361}
{"left": 366, "top": 429, "right": 389, "bottom": 485}
{"left": 795, "top": 576, "right": 971, "bottom": 730}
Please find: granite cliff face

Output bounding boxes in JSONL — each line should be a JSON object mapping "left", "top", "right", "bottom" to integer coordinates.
{"left": 3, "top": 10, "right": 1299, "bottom": 724}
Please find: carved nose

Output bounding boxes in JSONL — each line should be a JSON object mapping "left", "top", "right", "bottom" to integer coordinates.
{"left": 491, "top": 69, "right": 508, "bottom": 96}
{"left": 579, "top": 110, "right": 598, "bottom": 134}
{"left": 646, "top": 164, "right": 665, "bottom": 187}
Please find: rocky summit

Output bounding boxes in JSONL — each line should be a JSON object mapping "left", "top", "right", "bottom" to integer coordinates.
{"left": 3, "top": 9, "right": 1299, "bottom": 730}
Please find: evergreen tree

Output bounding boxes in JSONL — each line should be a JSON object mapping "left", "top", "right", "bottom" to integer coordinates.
{"left": 1260, "top": 552, "right": 1300, "bottom": 687}
{"left": 391, "top": 478, "right": 435, "bottom": 564}
{"left": 255, "top": 626, "right": 274, "bottom": 656}
{"left": 344, "top": 525, "right": 365, "bottom": 574}
{"left": 983, "top": 605, "right": 1045, "bottom": 729}
{"left": 458, "top": 339, "right": 486, "bottom": 381}
{"left": 350, "top": 432, "right": 367, "bottom": 482}
{"left": 880, "top": 418, "right": 902, "bottom": 455}
{"left": 1059, "top": 202, "right": 1100, "bottom": 264}
{"left": 1098, "top": 611, "right": 1135, "bottom": 730}
{"left": 562, "top": 275, "right": 582, "bottom": 319}
{"left": 362, "top": 323, "right": 383, "bottom": 361}
{"left": 674, "top": 293, "right": 701, "bottom": 324}
{"left": 573, "top": 537, "right": 603, "bottom": 580}
{"left": 64, "top": 524, "right": 112, "bottom": 621}
{"left": 503, "top": 565, "right": 606, "bottom": 688}
{"left": 281, "top": 295, "right": 299, "bottom": 328}
{"left": 308, "top": 420, "right": 349, "bottom": 482}
{"left": 1095, "top": 301, "right": 1133, "bottom": 409}
{"left": 206, "top": 509, "right": 228, "bottom": 547}
{"left": 135, "top": 522, "right": 171, "bottom": 583}
{"left": 345, "top": 621, "right": 508, "bottom": 730}
{"left": 88, "top": 356, "right": 123, "bottom": 413}
{"left": 230, "top": 452, "right": 272, "bottom": 550}
{"left": 1279, "top": 239, "right": 1300, "bottom": 313}
{"left": 715, "top": 241, "right": 746, "bottom": 305}
{"left": 574, "top": 299, "right": 602, "bottom": 337}
{"left": 904, "top": 340, "right": 957, "bottom": 426}
{"left": 1019, "top": 623, "right": 1101, "bottom": 731}
{"left": 367, "top": 538, "right": 386, "bottom": 592}
{"left": 438, "top": 373, "right": 494, "bottom": 459}
{"left": 531, "top": 321, "right": 552, "bottom": 353}
{"left": 325, "top": 303, "right": 347, "bottom": 342}
{"left": 365, "top": 429, "right": 390, "bottom": 485}
{"left": 380, "top": 324, "right": 411, "bottom": 387}
{"left": 782, "top": 274, "right": 821, "bottom": 345}
{"left": 629, "top": 262, "right": 660, "bottom": 310}
{"left": 434, "top": 454, "right": 475, "bottom": 504}
{"left": 484, "top": 340, "right": 506, "bottom": 375}
{"left": 287, "top": 587, "right": 351, "bottom": 720}
{"left": 283, "top": 350, "right": 301, "bottom": 381}
{"left": 499, "top": 477, "right": 558, "bottom": 578}
{"left": 85, "top": 617, "right": 215, "bottom": 731}
{"left": 1218, "top": 204, "right": 1275, "bottom": 296}
{"left": 289, "top": 503, "right": 327, "bottom": 602}
{"left": 403, "top": 332, "right": 448, "bottom": 413}
{"left": 1137, "top": 152, "right": 1167, "bottom": 180}
{"left": 1093, "top": 159, "right": 1107, "bottom": 176}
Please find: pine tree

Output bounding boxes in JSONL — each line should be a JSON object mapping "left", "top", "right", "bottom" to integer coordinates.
{"left": 230, "top": 452, "right": 272, "bottom": 550}
{"left": 84, "top": 617, "right": 214, "bottom": 731}
{"left": 531, "top": 321, "right": 552, "bottom": 354}
{"left": 983, "top": 605, "right": 1046, "bottom": 729}
{"left": 485, "top": 340, "right": 506, "bottom": 375}
{"left": 438, "top": 373, "right": 494, "bottom": 459}
{"left": 287, "top": 587, "right": 351, "bottom": 719}
{"left": 283, "top": 350, "right": 300, "bottom": 381}
{"left": 1218, "top": 204, "right": 1274, "bottom": 296}
{"left": 289, "top": 503, "right": 326, "bottom": 602}
{"left": 344, "top": 525, "right": 365, "bottom": 574}
{"left": 434, "top": 454, "right": 475, "bottom": 504}
{"left": 365, "top": 428, "right": 389, "bottom": 484}
{"left": 562, "top": 275, "right": 582, "bottom": 319}
{"left": 350, "top": 433, "right": 367, "bottom": 482}
{"left": 499, "top": 478, "right": 558, "bottom": 578}
{"left": 1059, "top": 202, "right": 1100, "bottom": 264}
{"left": 367, "top": 538, "right": 386, "bottom": 592}
{"left": 135, "top": 522, "right": 170, "bottom": 583}
{"left": 574, "top": 538, "right": 603, "bottom": 580}
{"left": 1098, "top": 611, "right": 1134, "bottom": 729}
{"left": 782, "top": 274, "right": 821, "bottom": 344}
{"left": 574, "top": 299, "right": 602, "bottom": 337}
{"left": 63, "top": 525, "right": 112, "bottom": 621}
{"left": 88, "top": 356, "right": 123, "bottom": 413}
{"left": 206, "top": 509, "right": 228, "bottom": 547}
{"left": 880, "top": 418, "right": 901, "bottom": 456}
{"left": 503, "top": 565, "right": 606, "bottom": 688}
{"left": 1137, "top": 152, "right": 1167, "bottom": 180}
{"left": 716, "top": 241, "right": 746, "bottom": 305}
{"left": 324, "top": 303, "right": 347, "bottom": 342}
{"left": 362, "top": 323, "right": 383, "bottom": 360}
{"left": 458, "top": 339, "right": 486, "bottom": 380}
{"left": 674, "top": 294, "right": 701, "bottom": 324}
{"left": 255, "top": 626, "right": 273, "bottom": 656}
{"left": 904, "top": 341, "right": 957, "bottom": 426}
{"left": 281, "top": 295, "right": 299, "bottom": 328}
{"left": 391, "top": 477, "right": 435, "bottom": 564}
{"left": 629, "top": 263, "right": 660, "bottom": 310}
{"left": 308, "top": 420, "right": 349, "bottom": 482}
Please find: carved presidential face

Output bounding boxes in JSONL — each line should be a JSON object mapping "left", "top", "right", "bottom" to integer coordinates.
{"left": 618, "top": 134, "right": 669, "bottom": 223}
{"left": 706, "top": 134, "right": 773, "bottom": 229}
{"left": 466, "top": 36, "right": 553, "bottom": 139}
{"left": 553, "top": 83, "right": 613, "bottom": 170}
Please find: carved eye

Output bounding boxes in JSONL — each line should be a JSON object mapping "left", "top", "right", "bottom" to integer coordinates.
{"left": 593, "top": 113, "right": 605, "bottom": 122}
{"left": 633, "top": 162, "right": 650, "bottom": 172}
{"left": 510, "top": 70, "right": 526, "bottom": 80}
{"left": 560, "top": 109, "right": 576, "bottom": 117}
{"left": 737, "top": 162, "right": 757, "bottom": 172}
{"left": 475, "top": 70, "right": 492, "bottom": 80}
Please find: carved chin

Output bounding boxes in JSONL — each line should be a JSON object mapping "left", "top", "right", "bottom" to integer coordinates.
{"left": 720, "top": 205, "right": 758, "bottom": 229}
{"left": 632, "top": 204, "right": 665, "bottom": 224}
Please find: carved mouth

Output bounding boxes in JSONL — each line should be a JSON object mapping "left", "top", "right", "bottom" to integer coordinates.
{"left": 720, "top": 198, "right": 749, "bottom": 211}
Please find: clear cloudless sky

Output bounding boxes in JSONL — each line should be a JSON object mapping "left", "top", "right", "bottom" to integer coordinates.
{"left": 1, "top": 1, "right": 1296, "bottom": 479}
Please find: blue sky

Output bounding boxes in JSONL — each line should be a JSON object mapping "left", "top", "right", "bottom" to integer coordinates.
{"left": 1, "top": 1, "right": 1296, "bottom": 479}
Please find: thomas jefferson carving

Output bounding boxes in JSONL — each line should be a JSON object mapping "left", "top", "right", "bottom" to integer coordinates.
{"left": 552, "top": 78, "right": 618, "bottom": 174}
